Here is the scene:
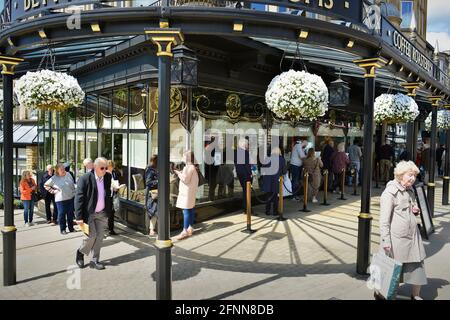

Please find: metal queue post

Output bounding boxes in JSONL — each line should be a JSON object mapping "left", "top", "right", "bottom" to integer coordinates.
{"left": 277, "top": 175, "right": 286, "bottom": 221}
{"left": 242, "top": 181, "right": 256, "bottom": 233}
{"left": 301, "top": 172, "right": 311, "bottom": 212}
{"left": 338, "top": 168, "right": 347, "bottom": 200}
{"left": 322, "top": 169, "right": 330, "bottom": 206}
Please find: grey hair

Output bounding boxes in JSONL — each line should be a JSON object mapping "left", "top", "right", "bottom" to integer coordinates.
{"left": 46, "top": 164, "right": 53, "bottom": 170}
{"left": 394, "top": 161, "right": 419, "bottom": 180}
{"left": 94, "top": 157, "right": 108, "bottom": 166}
{"left": 83, "top": 158, "right": 93, "bottom": 166}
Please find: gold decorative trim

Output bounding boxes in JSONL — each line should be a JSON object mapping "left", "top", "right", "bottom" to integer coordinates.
{"left": 159, "top": 21, "right": 169, "bottom": 29}
{"left": 428, "top": 95, "right": 444, "bottom": 106}
{"left": 154, "top": 239, "right": 173, "bottom": 249}
{"left": 1, "top": 226, "right": 17, "bottom": 233}
{"left": 91, "top": 22, "right": 101, "bottom": 33}
{"left": 233, "top": 23, "right": 243, "bottom": 32}
{"left": 359, "top": 213, "right": 372, "bottom": 219}
{"left": 428, "top": 183, "right": 435, "bottom": 187}
{"left": 226, "top": 94, "right": 242, "bottom": 119}
{"left": 354, "top": 57, "right": 388, "bottom": 78}
{"left": 443, "top": 177, "right": 450, "bottom": 180}
{"left": 0, "top": 55, "right": 24, "bottom": 75}
{"left": 346, "top": 39, "right": 354, "bottom": 48}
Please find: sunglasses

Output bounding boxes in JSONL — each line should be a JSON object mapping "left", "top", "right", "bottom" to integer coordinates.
{"left": 99, "top": 167, "right": 107, "bottom": 170}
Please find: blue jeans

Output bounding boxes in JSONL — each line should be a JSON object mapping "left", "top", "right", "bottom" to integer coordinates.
{"left": 348, "top": 161, "right": 361, "bottom": 186}
{"left": 183, "top": 208, "right": 195, "bottom": 230}
{"left": 56, "top": 199, "right": 75, "bottom": 232}
{"left": 23, "top": 200, "right": 34, "bottom": 223}
{"left": 290, "top": 164, "right": 301, "bottom": 196}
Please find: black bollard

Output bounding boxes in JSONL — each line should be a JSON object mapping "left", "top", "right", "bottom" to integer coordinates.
{"left": 322, "top": 169, "right": 330, "bottom": 206}
{"left": 242, "top": 181, "right": 256, "bottom": 233}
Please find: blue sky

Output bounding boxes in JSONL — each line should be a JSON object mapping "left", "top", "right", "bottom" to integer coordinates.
{"left": 426, "top": 0, "right": 450, "bottom": 51}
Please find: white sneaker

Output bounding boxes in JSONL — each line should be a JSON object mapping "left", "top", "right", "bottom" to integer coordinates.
{"left": 312, "top": 197, "right": 318, "bottom": 203}
{"left": 24, "top": 223, "right": 29, "bottom": 227}
{"left": 29, "top": 222, "right": 34, "bottom": 226}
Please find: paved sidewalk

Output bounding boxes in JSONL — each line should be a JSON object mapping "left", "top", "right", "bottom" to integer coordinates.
{"left": 1, "top": 185, "right": 450, "bottom": 300}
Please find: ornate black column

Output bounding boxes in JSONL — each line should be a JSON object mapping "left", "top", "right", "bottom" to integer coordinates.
{"left": 427, "top": 96, "right": 443, "bottom": 217}
{"left": 442, "top": 104, "right": 450, "bottom": 205}
{"left": 353, "top": 57, "right": 387, "bottom": 275}
{"left": 401, "top": 83, "right": 421, "bottom": 161}
{"left": 0, "top": 56, "right": 23, "bottom": 286}
{"left": 145, "top": 22, "right": 183, "bottom": 300}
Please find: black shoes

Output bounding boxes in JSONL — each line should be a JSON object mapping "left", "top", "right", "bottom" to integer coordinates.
{"left": 89, "top": 261, "right": 105, "bottom": 270}
{"left": 76, "top": 250, "right": 84, "bottom": 268}
{"left": 109, "top": 230, "right": 118, "bottom": 236}
{"left": 374, "top": 292, "right": 385, "bottom": 300}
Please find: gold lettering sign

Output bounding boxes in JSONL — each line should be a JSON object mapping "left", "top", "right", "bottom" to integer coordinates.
{"left": 32, "top": 0, "right": 40, "bottom": 8}
{"left": 24, "top": 0, "right": 31, "bottom": 11}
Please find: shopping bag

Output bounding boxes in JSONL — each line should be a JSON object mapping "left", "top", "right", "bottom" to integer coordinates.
{"left": 367, "top": 252, "right": 402, "bottom": 300}
{"left": 283, "top": 174, "right": 292, "bottom": 197}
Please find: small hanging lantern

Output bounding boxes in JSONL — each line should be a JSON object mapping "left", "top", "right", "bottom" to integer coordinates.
{"left": 329, "top": 69, "right": 350, "bottom": 107}
{"left": 171, "top": 44, "right": 198, "bottom": 87}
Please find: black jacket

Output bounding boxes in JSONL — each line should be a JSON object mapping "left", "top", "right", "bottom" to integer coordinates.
{"left": 75, "top": 171, "right": 112, "bottom": 223}
{"left": 234, "top": 148, "right": 252, "bottom": 182}
{"left": 40, "top": 172, "right": 54, "bottom": 197}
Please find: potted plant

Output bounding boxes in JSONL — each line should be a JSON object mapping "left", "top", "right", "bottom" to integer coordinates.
{"left": 374, "top": 93, "right": 419, "bottom": 124}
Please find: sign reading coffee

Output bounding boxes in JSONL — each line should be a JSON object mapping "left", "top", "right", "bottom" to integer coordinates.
{"left": 10, "top": 0, "right": 362, "bottom": 23}
{"left": 382, "top": 17, "right": 434, "bottom": 77}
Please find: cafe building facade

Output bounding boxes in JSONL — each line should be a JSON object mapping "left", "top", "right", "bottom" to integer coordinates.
{"left": 1, "top": 0, "right": 450, "bottom": 283}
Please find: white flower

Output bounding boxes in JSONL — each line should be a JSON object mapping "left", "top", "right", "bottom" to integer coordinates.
{"left": 425, "top": 110, "right": 450, "bottom": 130}
{"left": 265, "top": 70, "right": 329, "bottom": 121}
{"left": 374, "top": 93, "right": 419, "bottom": 123}
{"left": 14, "top": 69, "right": 85, "bottom": 112}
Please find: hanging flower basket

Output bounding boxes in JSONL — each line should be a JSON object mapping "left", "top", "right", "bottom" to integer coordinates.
{"left": 14, "top": 70, "right": 85, "bottom": 112}
{"left": 265, "top": 70, "right": 328, "bottom": 121}
{"left": 425, "top": 110, "right": 450, "bottom": 130}
{"left": 374, "top": 93, "right": 419, "bottom": 124}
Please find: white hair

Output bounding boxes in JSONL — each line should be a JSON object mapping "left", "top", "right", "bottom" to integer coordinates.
{"left": 238, "top": 138, "right": 248, "bottom": 149}
{"left": 337, "top": 142, "right": 345, "bottom": 152}
{"left": 83, "top": 158, "right": 93, "bottom": 166}
{"left": 394, "top": 161, "right": 419, "bottom": 180}
{"left": 46, "top": 164, "right": 53, "bottom": 170}
{"left": 94, "top": 157, "right": 108, "bottom": 166}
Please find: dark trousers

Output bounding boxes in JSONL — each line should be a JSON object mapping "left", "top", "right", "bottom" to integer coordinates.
{"left": 290, "top": 164, "right": 302, "bottom": 197}
{"left": 332, "top": 172, "right": 344, "bottom": 192}
{"left": 56, "top": 199, "right": 74, "bottom": 232}
{"left": 45, "top": 193, "right": 58, "bottom": 222}
{"left": 108, "top": 210, "right": 115, "bottom": 232}
{"left": 265, "top": 192, "right": 278, "bottom": 215}
{"left": 238, "top": 176, "right": 251, "bottom": 211}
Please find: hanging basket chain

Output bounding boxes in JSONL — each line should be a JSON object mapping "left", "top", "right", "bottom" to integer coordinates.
{"left": 37, "top": 44, "right": 56, "bottom": 72}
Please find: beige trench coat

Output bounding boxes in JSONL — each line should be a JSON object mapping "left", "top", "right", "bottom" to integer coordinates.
{"left": 379, "top": 180, "right": 426, "bottom": 263}
{"left": 176, "top": 164, "right": 199, "bottom": 209}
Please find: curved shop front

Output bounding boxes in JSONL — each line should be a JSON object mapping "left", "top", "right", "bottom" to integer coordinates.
{"left": 1, "top": 1, "right": 449, "bottom": 235}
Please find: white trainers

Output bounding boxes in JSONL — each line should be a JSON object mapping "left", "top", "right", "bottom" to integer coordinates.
{"left": 24, "top": 223, "right": 30, "bottom": 227}
{"left": 29, "top": 222, "right": 34, "bottom": 226}
{"left": 312, "top": 197, "right": 318, "bottom": 203}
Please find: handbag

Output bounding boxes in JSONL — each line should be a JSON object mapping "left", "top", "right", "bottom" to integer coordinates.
{"left": 196, "top": 167, "right": 207, "bottom": 186}
{"left": 367, "top": 252, "right": 403, "bottom": 300}
{"left": 113, "top": 194, "right": 121, "bottom": 213}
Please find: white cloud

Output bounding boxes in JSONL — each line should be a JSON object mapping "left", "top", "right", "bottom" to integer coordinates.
{"left": 427, "top": 0, "right": 450, "bottom": 32}
{"left": 427, "top": 32, "right": 450, "bottom": 51}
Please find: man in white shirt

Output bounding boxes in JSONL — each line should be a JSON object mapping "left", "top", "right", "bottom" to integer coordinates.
{"left": 290, "top": 139, "right": 308, "bottom": 200}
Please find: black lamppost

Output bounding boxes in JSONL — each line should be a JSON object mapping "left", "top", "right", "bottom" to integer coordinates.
{"left": 145, "top": 21, "right": 184, "bottom": 301}
{"left": 442, "top": 105, "right": 450, "bottom": 205}
{"left": 353, "top": 57, "right": 387, "bottom": 275}
{"left": 401, "top": 83, "right": 421, "bottom": 161}
{"left": 427, "top": 96, "right": 443, "bottom": 217}
{"left": 0, "top": 55, "right": 23, "bottom": 286}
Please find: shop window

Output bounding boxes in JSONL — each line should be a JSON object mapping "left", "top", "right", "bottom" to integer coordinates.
{"left": 85, "top": 94, "right": 98, "bottom": 129}
{"left": 99, "top": 92, "right": 112, "bottom": 130}
{"left": 113, "top": 88, "right": 128, "bottom": 130}
{"left": 122, "top": 133, "right": 148, "bottom": 204}
{"left": 86, "top": 132, "right": 98, "bottom": 162}
{"left": 129, "top": 86, "right": 146, "bottom": 129}
{"left": 400, "top": 1, "right": 414, "bottom": 28}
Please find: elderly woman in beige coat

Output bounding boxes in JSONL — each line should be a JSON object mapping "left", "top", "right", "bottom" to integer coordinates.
{"left": 378, "top": 160, "right": 426, "bottom": 300}
{"left": 174, "top": 150, "right": 199, "bottom": 240}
